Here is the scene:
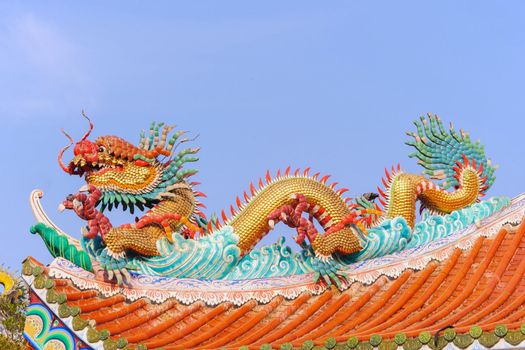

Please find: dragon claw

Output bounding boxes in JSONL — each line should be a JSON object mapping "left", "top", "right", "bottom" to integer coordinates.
{"left": 72, "top": 198, "right": 83, "bottom": 211}
{"left": 94, "top": 248, "right": 132, "bottom": 286}
{"left": 107, "top": 269, "right": 114, "bottom": 281}
{"left": 164, "top": 226, "right": 174, "bottom": 242}
{"left": 95, "top": 265, "right": 131, "bottom": 286}
{"left": 112, "top": 269, "right": 123, "bottom": 286}
{"left": 294, "top": 234, "right": 306, "bottom": 246}
{"left": 312, "top": 254, "right": 348, "bottom": 291}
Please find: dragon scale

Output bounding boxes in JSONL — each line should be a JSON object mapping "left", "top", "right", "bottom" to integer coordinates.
{"left": 39, "top": 113, "right": 496, "bottom": 286}
{"left": 228, "top": 175, "right": 361, "bottom": 255}
{"left": 383, "top": 168, "right": 483, "bottom": 228}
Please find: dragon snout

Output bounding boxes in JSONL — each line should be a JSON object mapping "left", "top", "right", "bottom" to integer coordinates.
{"left": 74, "top": 140, "right": 99, "bottom": 163}
{"left": 59, "top": 194, "right": 76, "bottom": 212}
{"left": 64, "top": 140, "right": 99, "bottom": 174}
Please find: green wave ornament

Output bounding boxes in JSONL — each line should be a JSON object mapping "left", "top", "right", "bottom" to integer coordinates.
{"left": 30, "top": 223, "right": 93, "bottom": 272}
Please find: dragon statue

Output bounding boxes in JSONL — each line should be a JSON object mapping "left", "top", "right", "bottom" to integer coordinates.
{"left": 31, "top": 113, "right": 496, "bottom": 288}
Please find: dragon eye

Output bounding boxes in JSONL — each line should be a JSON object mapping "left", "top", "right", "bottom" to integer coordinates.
{"left": 98, "top": 146, "right": 106, "bottom": 153}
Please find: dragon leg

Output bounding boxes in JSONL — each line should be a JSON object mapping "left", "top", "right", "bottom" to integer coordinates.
{"left": 268, "top": 194, "right": 320, "bottom": 246}
{"left": 135, "top": 213, "right": 202, "bottom": 242}
{"left": 267, "top": 193, "right": 367, "bottom": 256}
{"left": 265, "top": 193, "right": 356, "bottom": 289}
{"left": 81, "top": 222, "right": 98, "bottom": 239}
{"left": 104, "top": 225, "right": 164, "bottom": 257}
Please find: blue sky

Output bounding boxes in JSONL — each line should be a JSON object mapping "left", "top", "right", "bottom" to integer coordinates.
{"left": 0, "top": 1, "right": 524, "bottom": 271}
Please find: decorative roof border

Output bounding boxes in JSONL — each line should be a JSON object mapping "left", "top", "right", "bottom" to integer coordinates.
{"left": 301, "top": 325, "right": 525, "bottom": 350}
{"left": 47, "top": 257, "right": 323, "bottom": 306}
{"left": 341, "top": 193, "right": 525, "bottom": 284}
{"left": 25, "top": 253, "right": 525, "bottom": 350}
{"left": 22, "top": 262, "right": 107, "bottom": 350}
{"left": 45, "top": 194, "right": 525, "bottom": 306}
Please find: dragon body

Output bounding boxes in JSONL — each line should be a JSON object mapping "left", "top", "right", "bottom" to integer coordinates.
{"left": 381, "top": 167, "right": 485, "bottom": 227}
{"left": 229, "top": 174, "right": 363, "bottom": 255}
{"left": 38, "top": 113, "right": 495, "bottom": 286}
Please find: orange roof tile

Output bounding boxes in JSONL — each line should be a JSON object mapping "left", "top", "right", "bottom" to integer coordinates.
{"left": 23, "top": 216, "right": 525, "bottom": 349}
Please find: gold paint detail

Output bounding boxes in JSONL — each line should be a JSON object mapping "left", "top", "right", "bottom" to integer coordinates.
{"left": 311, "top": 227, "right": 361, "bottom": 256}
{"left": 386, "top": 169, "right": 481, "bottom": 228}
{"left": 229, "top": 177, "right": 358, "bottom": 255}
{"left": 86, "top": 161, "right": 161, "bottom": 193}
{"left": 104, "top": 187, "right": 196, "bottom": 255}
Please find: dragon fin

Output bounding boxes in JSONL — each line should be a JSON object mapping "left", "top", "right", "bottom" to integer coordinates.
{"left": 406, "top": 113, "right": 496, "bottom": 192}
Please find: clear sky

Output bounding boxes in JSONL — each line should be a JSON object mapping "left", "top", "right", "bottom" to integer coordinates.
{"left": 0, "top": 1, "right": 524, "bottom": 271}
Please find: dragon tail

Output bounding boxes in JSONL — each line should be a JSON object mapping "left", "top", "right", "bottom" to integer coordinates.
{"left": 378, "top": 114, "right": 497, "bottom": 227}
{"left": 30, "top": 223, "right": 93, "bottom": 272}
{"left": 406, "top": 113, "right": 496, "bottom": 193}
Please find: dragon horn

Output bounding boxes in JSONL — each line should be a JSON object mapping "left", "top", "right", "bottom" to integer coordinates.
{"left": 58, "top": 129, "right": 74, "bottom": 174}
{"left": 80, "top": 110, "right": 94, "bottom": 141}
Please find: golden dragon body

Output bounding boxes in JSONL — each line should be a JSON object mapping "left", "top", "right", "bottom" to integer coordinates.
{"left": 53, "top": 113, "right": 495, "bottom": 284}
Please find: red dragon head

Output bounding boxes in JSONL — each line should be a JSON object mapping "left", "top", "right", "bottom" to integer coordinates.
{"left": 58, "top": 111, "right": 97, "bottom": 176}
{"left": 57, "top": 112, "right": 201, "bottom": 211}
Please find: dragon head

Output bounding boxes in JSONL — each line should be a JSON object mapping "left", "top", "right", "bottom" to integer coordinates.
{"left": 58, "top": 112, "right": 200, "bottom": 212}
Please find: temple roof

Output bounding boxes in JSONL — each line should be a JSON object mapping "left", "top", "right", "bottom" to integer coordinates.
{"left": 23, "top": 194, "right": 525, "bottom": 350}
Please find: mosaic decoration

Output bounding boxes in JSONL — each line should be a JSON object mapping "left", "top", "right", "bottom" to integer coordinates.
{"left": 24, "top": 303, "right": 76, "bottom": 350}
{"left": 39, "top": 193, "right": 525, "bottom": 306}
{"left": 24, "top": 113, "right": 525, "bottom": 350}
{"left": 32, "top": 194, "right": 511, "bottom": 284}
{"left": 30, "top": 113, "right": 499, "bottom": 289}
